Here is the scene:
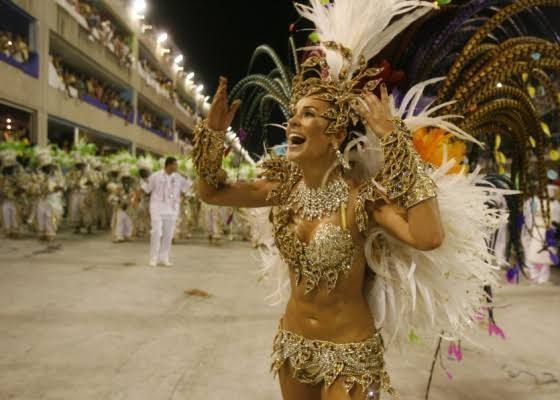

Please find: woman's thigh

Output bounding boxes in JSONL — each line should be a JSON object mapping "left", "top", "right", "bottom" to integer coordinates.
{"left": 278, "top": 363, "right": 322, "bottom": 400}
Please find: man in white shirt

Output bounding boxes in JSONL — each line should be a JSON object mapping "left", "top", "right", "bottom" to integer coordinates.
{"left": 142, "top": 157, "right": 190, "bottom": 267}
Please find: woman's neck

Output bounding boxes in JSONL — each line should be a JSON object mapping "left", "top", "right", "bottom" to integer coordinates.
{"left": 299, "top": 159, "right": 340, "bottom": 189}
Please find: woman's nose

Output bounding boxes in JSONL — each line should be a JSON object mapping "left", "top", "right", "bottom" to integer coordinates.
{"left": 287, "top": 114, "right": 300, "bottom": 129}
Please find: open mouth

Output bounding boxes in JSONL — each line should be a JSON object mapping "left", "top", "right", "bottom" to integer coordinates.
{"left": 288, "top": 133, "right": 307, "bottom": 146}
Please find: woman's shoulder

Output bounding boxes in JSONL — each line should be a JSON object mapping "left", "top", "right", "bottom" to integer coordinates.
{"left": 258, "top": 156, "right": 302, "bottom": 205}
{"left": 258, "top": 155, "right": 301, "bottom": 180}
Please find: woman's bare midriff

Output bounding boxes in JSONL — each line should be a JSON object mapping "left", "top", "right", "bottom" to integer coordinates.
{"left": 281, "top": 251, "right": 376, "bottom": 343}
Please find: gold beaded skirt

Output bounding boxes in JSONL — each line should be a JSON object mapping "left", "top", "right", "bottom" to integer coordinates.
{"left": 271, "top": 327, "right": 396, "bottom": 397}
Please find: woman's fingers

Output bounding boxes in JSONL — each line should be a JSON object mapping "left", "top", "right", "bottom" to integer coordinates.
{"left": 363, "top": 93, "right": 382, "bottom": 116}
{"left": 380, "top": 83, "right": 389, "bottom": 102}
{"left": 353, "top": 97, "right": 370, "bottom": 119}
{"left": 380, "top": 84, "right": 392, "bottom": 114}
{"left": 227, "top": 99, "right": 242, "bottom": 122}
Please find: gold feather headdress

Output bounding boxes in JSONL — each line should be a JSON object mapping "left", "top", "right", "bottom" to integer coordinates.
{"left": 291, "top": 0, "right": 436, "bottom": 135}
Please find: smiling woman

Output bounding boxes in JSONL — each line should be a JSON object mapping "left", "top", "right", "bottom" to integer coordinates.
{"left": 190, "top": 1, "right": 515, "bottom": 399}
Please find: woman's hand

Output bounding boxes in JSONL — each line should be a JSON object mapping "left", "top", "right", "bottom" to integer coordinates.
{"left": 355, "top": 83, "right": 394, "bottom": 138}
{"left": 206, "top": 76, "right": 241, "bottom": 131}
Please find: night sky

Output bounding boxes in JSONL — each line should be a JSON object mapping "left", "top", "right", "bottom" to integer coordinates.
{"left": 149, "top": 1, "right": 299, "bottom": 96}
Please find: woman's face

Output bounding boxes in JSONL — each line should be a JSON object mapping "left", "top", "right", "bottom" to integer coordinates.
{"left": 286, "top": 96, "right": 334, "bottom": 164}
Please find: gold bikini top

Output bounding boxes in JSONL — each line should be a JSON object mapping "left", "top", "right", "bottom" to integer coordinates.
{"left": 271, "top": 205, "right": 356, "bottom": 293}
{"left": 259, "top": 157, "right": 356, "bottom": 294}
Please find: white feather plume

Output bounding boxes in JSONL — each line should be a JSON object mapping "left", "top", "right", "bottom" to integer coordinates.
{"left": 295, "top": 0, "right": 436, "bottom": 79}
{"left": 365, "top": 158, "right": 517, "bottom": 348}
{"left": 248, "top": 207, "right": 291, "bottom": 307}
{"left": 391, "top": 77, "right": 484, "bottom": 146}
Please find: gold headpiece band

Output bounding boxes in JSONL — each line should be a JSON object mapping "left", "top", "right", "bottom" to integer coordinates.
{"left": 290, "top": 42, "right": 383, "bottom": 136}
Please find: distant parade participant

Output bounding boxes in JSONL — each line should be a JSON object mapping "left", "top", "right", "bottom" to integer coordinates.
{"left": 142, "top": 156, "right": 190, "bottom": 267}
{"left": 0, "top": 150, "right": 25, "bottom": 238}
{"left": 108, "top": 166, "right": 136, "bottom": 243}
{"left": 134, "top": 158, "right": 152, "bottom": 238}
{"left": 200, "top": 202, "right": 224, "bottom": 244}
{"left": 104, "top": 163, "right": 121, "bottom": 232}
{"left": 91, "top": 158, "right": 110, "bottom": 230}
{"left": 174, "top": 183, "right": 196, "bottom": 241}
{"left": 33, "top": 149, "right": 66, "bottom": 241}
{"left": 66, "top": 154, "right": 99, "bottom": 234}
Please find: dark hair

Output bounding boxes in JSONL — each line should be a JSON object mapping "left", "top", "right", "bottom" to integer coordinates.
{"left": 165, "top": 157, "right": 177, "bottom": 167}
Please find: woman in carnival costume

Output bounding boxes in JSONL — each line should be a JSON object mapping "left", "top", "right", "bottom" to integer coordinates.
{"left": 32, "top": 148, "right": 66, "bottom": 241}
{"left": 194, "top": 1, "right": 517, "bottom": 399}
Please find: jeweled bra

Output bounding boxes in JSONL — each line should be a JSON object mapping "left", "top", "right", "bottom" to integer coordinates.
{"left": 261, "top": 157, "right": 356, "bottom": 294}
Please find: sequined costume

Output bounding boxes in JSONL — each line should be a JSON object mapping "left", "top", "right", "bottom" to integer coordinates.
{"left": 174, "top": 180, "right": 196, "bottom": 240}
{"left": 200, "top": 202, "right": 225, "bottom": 243}
{"left": 0, "top": 155, "right": 25, "bottom": 237}
{"left": 258, "top": 150, "right": 434, "bottom": 395}
{"left": 33, "top": 152, "right": 66, "bottom": 241}
{"left": 66, "top": 158, "right": 100, "bottom": 233}
{"left": 107, "top": 168, "right": 137, "bottom": 242}
{"left": 135, "top": 177, "right": 152, "bottom": 238}
{"left": 272, "top": 327, "right": 394, "bottom": 397}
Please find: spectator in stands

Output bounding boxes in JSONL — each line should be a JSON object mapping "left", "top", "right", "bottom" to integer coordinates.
{"left": 0, "top": 31, "right": 13, "bottom": 58}
{"left": 13, "top": 35, "right": 29, "bottom": 63}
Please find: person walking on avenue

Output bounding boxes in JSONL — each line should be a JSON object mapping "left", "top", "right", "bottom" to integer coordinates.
{"left": 141, "top": 156, "right": 190, "bottom": 267}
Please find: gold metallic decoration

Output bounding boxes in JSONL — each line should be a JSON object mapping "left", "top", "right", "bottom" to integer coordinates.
{"left": 354, "top": 120, "right": 436, "bottom": 232}
{"left": 302, "top": 223, "right": 354, "bottom": 293}
{"left": 269, "top": 206, "right": 355, "bottom": 294}
{"left": 192, "top": 120, "right": 228, "bottom": 188}
{"left": 333, "top": 142, "right": 351, "bottom": 170}
{"left": 355, "top": 120, "right": 437, "bottom": 232}
{"left": 290, "top": 48, "right": 382, "bottom": 136}
{"left": 289, "top": 178, "right": 349, "bottom": 221}
{"left": 259, "top": 158, "right": 355, "bottom": 294}
{"left": 258, "top": 156, "right": 302, "bottom": 205}
{"left": 271, "top": 328, "right": 396, "bottom": 396}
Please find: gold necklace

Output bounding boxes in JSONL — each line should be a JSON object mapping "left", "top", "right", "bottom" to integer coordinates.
{"left": 290, "top": 178, "right": 349, "bottom": 220}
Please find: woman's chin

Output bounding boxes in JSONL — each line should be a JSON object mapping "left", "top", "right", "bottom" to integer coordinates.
{"left": 286, "top": 146, "right": 304, "bottom": 162}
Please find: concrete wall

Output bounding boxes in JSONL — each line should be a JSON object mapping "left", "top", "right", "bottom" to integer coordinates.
{"left": 0, "top": 0, "right": 196, "bottom": 155}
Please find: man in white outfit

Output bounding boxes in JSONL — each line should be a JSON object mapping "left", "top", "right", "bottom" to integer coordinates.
{"left": 142, "top": 157, "right": 190, "bottom": 267}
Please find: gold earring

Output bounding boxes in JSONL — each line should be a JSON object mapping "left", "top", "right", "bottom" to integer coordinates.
{"left": 333, "top": 142, "right": 350, "bottom": 170}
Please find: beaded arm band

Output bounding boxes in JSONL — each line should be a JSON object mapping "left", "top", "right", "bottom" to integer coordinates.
{"left": 355, "top": 119, "right": 437, "bottom": 232}
{"left": 192, "top": 120, "right": 227, "bottom": 188}
{"left": 379, "top": 119, "right": 437, "bottom": 209}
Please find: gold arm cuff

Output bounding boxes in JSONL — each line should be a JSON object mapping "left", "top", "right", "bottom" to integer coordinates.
{"left": 192, "top": 120, "right": 227, "bottom": 188}
{"left": 379, "top": 119, "right": 437, "bottom": 209}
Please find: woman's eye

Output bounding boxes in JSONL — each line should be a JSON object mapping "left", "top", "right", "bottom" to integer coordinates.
{"left": 303, "top": 111, "right": 315, "bottom": 117}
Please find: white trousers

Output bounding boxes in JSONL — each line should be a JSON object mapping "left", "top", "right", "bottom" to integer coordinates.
{"left": 150, "top": 213, "right": 177, "bottom": 262}
{"left": 115, "top": 209, "right": 133, "bottom": 240}
{"left": 2, "top": 200, "right": 19, "bottom": 232}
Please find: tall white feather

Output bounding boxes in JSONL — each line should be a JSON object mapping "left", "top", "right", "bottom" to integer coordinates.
{"left": 248, "top": 207, "right": 291, "bottom": 307}
{"left": 295, "top": 0, "right": 436, "bottom": 80}
{"left": 391, "top": 78, "right": 485, "bottom": 146}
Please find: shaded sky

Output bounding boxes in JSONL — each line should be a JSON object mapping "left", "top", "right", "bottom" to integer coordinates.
{"left": 149, "top": 1, "right": 299, "bottom": 96}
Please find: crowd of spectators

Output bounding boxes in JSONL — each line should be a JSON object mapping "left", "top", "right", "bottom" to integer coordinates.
{"left": 138, "top": 58, "right": 198, "bottom": 121}
{"left": 50, "top": 55, "right": 133, "bottom": 121}
{"left": 63, "top": 0, "right": 133, "bottom": 68}
{"left": 137, "top": 58, "right": 175, "bottom": 100}
{"left": 138, "top": 106, "right": 173, "bottom": 140}
{"left": 0, "top": 30, "right": 30, "bottom": 64}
